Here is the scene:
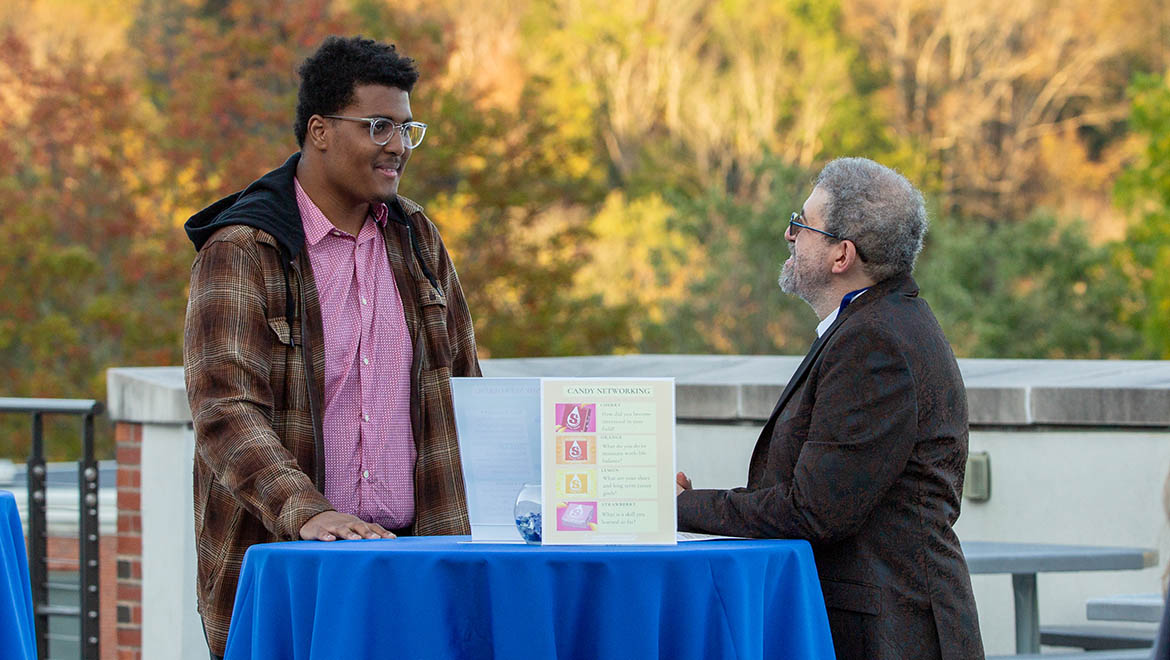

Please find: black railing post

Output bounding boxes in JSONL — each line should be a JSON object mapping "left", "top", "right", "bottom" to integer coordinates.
{"left": 3, "top": 397, "right": 104, "bottom": 660}
{"left": 27, "top": 412, "right": 48, "bottom": 660}
{"left": 79, "top": 411, "right": 100, "bottom": 660}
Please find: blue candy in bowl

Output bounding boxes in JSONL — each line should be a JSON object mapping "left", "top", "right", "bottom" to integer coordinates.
{"left": 514, "top": 483, "right": 542, "bottom": 544}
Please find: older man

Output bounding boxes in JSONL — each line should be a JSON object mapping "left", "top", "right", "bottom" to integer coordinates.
{"left": 677, "top": 158, "right": 983, "bottom": 659}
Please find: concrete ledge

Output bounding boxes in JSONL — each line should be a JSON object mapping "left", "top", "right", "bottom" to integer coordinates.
{"left": 106, "top": 357, "right": 1170, "bottom": 427}
{"left": 107, "top": 367, "right": 191, "bottom": 424}
{"left": 740, "top": 384, "right": 784, "bottom": 419}
{"left": 676, "top": 384, "right": 740, "bottom": 420}
{"left": 967, "top": 387, "right": 1031, "bottom": 425}
{"left": 1032, "top": 387, "right": 1170, "bottom": 426}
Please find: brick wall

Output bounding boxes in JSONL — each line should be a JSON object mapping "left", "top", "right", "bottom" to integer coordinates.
{"left": 43, "top": 535, "right": 117, "bottom": 660}
{"left": 114, "top": 422, "right": 142, "bottom": 660}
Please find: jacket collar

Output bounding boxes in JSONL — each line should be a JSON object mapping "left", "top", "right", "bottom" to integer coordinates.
{"left": 184, "top": 153, "right": 427, "bottom": 260}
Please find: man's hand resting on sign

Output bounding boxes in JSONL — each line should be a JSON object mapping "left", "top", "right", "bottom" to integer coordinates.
{"left": 676, "top": 471, "right": 693, "bottom": 496}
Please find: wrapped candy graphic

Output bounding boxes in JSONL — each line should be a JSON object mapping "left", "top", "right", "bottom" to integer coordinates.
{"left": 563, "top": 471, "right": 590, "bottom": 495}
{"left": 568, "top": 440, "right": 585, "bottom": 461}
{"left": 556, "top": 437, "right": 594, "bottom": 465}
{"left": 556, "top": 502, "right": 597, "bottom": 530}
{"left": 555, "top": 404, "right": 596, "bottom": 432}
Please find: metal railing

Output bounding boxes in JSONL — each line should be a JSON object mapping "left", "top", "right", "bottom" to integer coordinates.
{"left": 0, "top": 397, "right": 104, "bottom": 660}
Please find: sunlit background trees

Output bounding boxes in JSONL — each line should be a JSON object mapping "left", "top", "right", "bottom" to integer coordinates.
{"left": 2, "top": 0, "right": 1169, "bottom": 457}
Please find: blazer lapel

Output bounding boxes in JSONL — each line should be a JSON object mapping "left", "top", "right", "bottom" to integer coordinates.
{"left": 768, "top": 315, "right": 848, "bottom": 420}
{"left": 747, "top": 313, "right": 851, "bottom": 475}
{"left": 748, "top": 276, "right": 914, "bottom": 474}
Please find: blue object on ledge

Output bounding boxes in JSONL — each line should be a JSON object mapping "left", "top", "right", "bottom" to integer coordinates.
{"left": 0, "top": 490, "right": 37, "bottom": 660}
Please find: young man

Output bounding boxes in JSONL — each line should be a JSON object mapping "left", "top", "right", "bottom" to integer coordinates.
{"left": 183, "top": 36, "right": 480, "bottom": 658}
{"left": 677, "top": 158, "right": 984, "bottom": 659}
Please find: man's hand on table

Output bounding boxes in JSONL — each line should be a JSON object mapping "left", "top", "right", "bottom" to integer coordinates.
{"left": 299, "top": 511, "right": 396, "bottom": 541}
{"left": 676, "top": 471, "right": 692, "bottom": 496}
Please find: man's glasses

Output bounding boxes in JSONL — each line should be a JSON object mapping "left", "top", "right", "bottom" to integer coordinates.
{"left": 324, "top": 115, "right": 428, "bottom": 149}
{"left": 788, "top": 211, "right": 866, "bottom": 261}
{"left": 788, "top": 211, "right": 842, "bottom": 240}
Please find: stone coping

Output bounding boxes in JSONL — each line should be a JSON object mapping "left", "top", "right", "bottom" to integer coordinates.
{"left": 107, "top": 356, "right": 1170, "bottom": 427}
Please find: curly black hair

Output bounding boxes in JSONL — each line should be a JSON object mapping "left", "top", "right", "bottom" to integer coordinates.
{"left": 294, "top": 36, "right": 419, "bottom": 147}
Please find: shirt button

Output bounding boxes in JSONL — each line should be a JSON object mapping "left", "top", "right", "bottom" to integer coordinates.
{"left": 361, "top": 297, "right": 368, "bottom": 305}
{"left": 363, "top": 470, "right": 370, "bottom": 479}
{"left": 331, "top": 230, "right": 342, "bottom": 237}
{"left": 362, "top": 357, "right": 369, "bottom": 365}
{"left": 363, "top": 413, "right": 370, "bottom": 422}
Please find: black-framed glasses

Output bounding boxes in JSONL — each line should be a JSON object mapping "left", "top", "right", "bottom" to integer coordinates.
{"left": 324, "top": 115, "right": 428, "bottom": 148}
{"left": 788, "top": 211, "right": 841, "bottom": 240}
{"left": 788, "top": 211, "right": 866, "bottom": 261}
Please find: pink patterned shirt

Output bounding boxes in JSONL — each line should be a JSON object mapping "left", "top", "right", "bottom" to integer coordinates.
{"left": 295, "top": 178, "right": 415, "bottom": 529}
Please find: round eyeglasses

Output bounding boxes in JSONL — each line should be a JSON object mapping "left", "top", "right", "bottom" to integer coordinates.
{"left": 324, "top": 115, "right": 428, "bottom": 149}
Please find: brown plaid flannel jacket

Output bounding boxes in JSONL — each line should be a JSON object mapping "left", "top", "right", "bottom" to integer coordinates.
{"left": 183, "top": 155, "right": 480, "bottom": 655}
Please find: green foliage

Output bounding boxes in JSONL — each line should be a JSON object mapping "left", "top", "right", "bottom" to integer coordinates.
{"left": 0, "top": 32, "right": 188, "bottom": 459}
{"left": 1114, "top": 72, "right": 1170, "bottom": 357}
{"left": 917, "top": 213, "right": 1143, "bottom": 359}
{"left": 649, "top": 157, "right": 819, "bottom": 354}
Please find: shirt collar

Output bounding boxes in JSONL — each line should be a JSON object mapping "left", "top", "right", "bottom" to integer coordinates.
{"left": 816, "top": 287, "right": 869, "bottom": 337}
{"left": 294, "top": 177, "right": 389, "bottom": 246}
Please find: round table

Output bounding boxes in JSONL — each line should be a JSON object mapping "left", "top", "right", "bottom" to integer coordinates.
{"left": 224, "top": 535, "right": 834, "bottom": 660}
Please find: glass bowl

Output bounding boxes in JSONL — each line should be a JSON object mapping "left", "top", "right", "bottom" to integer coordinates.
{"left": 513, "top": 483, "right": 542, "bottom": 544}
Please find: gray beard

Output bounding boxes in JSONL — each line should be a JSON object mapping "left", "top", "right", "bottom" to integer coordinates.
{"left": 778, "top": 253, "right": 830, "bottom": 311}
{"left": 778, "top": 258, "right": 796, "bottom": 293}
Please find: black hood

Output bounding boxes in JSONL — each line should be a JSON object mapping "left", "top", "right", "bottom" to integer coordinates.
{"left": 185, "top": 153, "right": 305, "bottom": 260}
{"left": 184, "top": 151, "right": 441, "bottom": 291}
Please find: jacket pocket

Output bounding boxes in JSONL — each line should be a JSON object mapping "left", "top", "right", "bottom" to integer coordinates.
{"left": 417, "top": 285, "right": 451, "bottom": 368}
{"left": 267, "top": 317, "right": 292, "bottom": 346}
{"left": 820, "top": 577, "right": 882, "bottom": 615}
{"left": 266, "top": 317, "right": 307, "bottom": 412}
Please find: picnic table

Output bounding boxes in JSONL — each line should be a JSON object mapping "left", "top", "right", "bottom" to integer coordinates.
{"left": 962, "top": 541, "right": 1158, "bottom": 654}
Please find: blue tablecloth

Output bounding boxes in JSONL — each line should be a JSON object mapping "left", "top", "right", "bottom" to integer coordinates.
{"left": 1, "top": 490, "right": 36, "bottom": 660}
{"left": 224, "top": 536, "right": 834, "bottom": 660}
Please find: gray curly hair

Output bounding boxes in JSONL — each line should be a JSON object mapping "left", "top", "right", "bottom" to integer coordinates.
{"left": 815, "top": 158, "right": 928, "bottom": 282}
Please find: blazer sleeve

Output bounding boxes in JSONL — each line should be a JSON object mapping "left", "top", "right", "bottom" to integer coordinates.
{"left": 678, "top": 323, "right": 918, "bottom": 542}
{"left": 184, "top": 237, "right": 333, "bottom": 539}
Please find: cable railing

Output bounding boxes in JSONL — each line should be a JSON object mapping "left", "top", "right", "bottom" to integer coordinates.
{"left": 0, "top": 397, "right": 104, "bottom": 660}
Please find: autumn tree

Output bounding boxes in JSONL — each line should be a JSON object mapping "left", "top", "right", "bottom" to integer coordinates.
{"left": 520, "top": 0, "right": 900, "bottom": 196}
{"left": 3, "top": 0, "right": 1168, "bottom": 464}
{"left": 0, "top": 30, "right": 187, "bottom": 458}
{"left": 844, "top": 0, "right": 1164, "bottom": 225}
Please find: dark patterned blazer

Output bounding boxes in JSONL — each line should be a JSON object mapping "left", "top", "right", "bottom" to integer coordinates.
{"left": 678, "top": 275, "right": 984, "bottom": 660}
